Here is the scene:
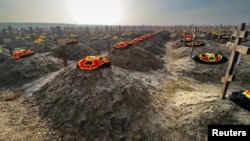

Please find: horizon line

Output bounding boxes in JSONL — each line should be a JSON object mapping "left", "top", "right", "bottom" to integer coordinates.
{"left": 0, "top": 22, "right": 244, "bottom": 27}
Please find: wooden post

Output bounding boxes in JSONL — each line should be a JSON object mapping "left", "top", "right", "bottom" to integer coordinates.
{"left": 61, "top": 45, "right": 68, "bottom": 67}
{"left": 218, "top": 24, "right": 222, "bottom": 40}
{"left": 103, "top": 36, "right": 111, "bottom": 54}
{"left": 57, "top": 39, "right": 68, "bottom": 67}
{"left": 106, "top": 39, "right": 110, "bottom": 53}
{"left": 3, "top": 38, "right": 13, "bottom": 56}
{"left": 183, "top": 25, "right": 186, "bottom": 47}
{"left": 220, "top": 23, "right": 250, "bottom": 99}
{"left": 190, "top": 27, "right": 197, "bottom": 57}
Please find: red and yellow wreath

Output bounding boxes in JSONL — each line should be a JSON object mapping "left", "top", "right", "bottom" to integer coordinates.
{"left": 145, "top": 34, "right": 153, "bottom": 39}
{"left": 138, "top": 35, "right": 147, "bottom": 41}
{"left": 129, "top": 38, "right": 142, "bottom": 44}
{"left": 198, "top": 53, "right": 222, "bottom": 63}
{"left": 77, "top": 56, "right": 111, "bottom": 70}
{"left": 12, "top": 49, "right": 35, "bottom": 60}
{"left": 242, "top": 90, "right": 250, "bottom": 99}
{"left": 184, "top": 34, "right": 193, "bottom": 42}
{"left": 186, "top": 41, "right": 203, "bottom": 47}
{"left": 114, "top": 41, "right": 130, "bottom": 49}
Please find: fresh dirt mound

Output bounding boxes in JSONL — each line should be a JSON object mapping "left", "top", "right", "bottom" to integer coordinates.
{"left": 109, "top": 46, "right": 164, "bottom": 72}
{"left": 0, "top": 53, "right": 62, "bottom": 87}
{"left": 169, "top": 56, "right": 229, "bottom": 82}
{"left": 52, "top": 43, "right": 96, "bottom": 61}
{"left": 87, "top": 39, "right": 109, "bottom": 54}
{"left": 166, "top": 40, "right": 250, "bottom": 85}
{"left": 153, "top": 31, "right": 171, "bottom": 44}
{"left": 30, "top": 41, "right": 58, "bottom": 53}
{"left": 138, "top": 40, "right": 166, "bottom": 56}
{"left": 32, "top": 65, "right": 151, "bottom": 141}
{"left": 7, "top": 39, "right": 29, "bottom": 48}
{"left": 166, "top": 41, "right": 233, "bottom": 83}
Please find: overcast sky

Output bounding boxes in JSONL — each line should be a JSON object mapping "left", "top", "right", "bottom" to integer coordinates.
{"left": 0, "top": 0, "right": 249, "bottom": 25}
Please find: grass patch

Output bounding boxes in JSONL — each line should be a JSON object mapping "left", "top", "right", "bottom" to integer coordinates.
{"left": 164, "top": 81, "right": 194, "bottom": 95}
{"left": 176, "top": 75, "right": 191, "bottom": 82}
{"left": 157, "top": 75, "right": 194, "bottom": 97}
{"left": 165, "top": 47, "right": 181, "bottom": 60}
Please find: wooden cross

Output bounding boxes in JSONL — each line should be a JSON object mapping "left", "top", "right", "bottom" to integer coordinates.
{"left": 183, "top": 25, "right": 186, "bottom": 47}
{"left": 57, "top": 39, "right": 68, "bottom": 67}
{"left": 190, "top": 27, "right": 197, "bottom": 57}
{"left": 220, "top": 23, "right": 250, "bottom": 99}
{"left": 57, "top": 39, "right": 66, "bottom": 46}
{"left": 3, "top": 38, "right": 13, "bottom": 56}
{"left": 217, "top": 24, "right": 222, "bottom": 40}
{"left": 103, "top": 36, "right": 112, "bottom": 54}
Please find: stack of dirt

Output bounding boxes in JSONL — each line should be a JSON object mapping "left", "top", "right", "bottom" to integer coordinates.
{"left": 29, "top": 41, "right": 58, "bottom": 53}
{"left": 166, "top": 40, "right": 235, "bottom": 83}
{"left": 168, "top": 56, "right": 229, "bottom": 83}
{"left": 19, "top": 31, "right": 172, "bottom": 140}
{"left": 154, "top": 31, "right": 171, "bottom": 43}
{"left": 52, "top": 43, "right": 96, "bottom": 61}
{"left": 109, "top": 46, "right": 164, "bottom": 72}
{"left": 32, "top": 65, "right": 152, "bottom": 141}
{"left": 138, "top": 38, "right": 166, "bottom": 56}
{"left": 87, "top": 39, "right": 109, "bottom": 54}
{"left": 165, "top": 39, "right": 250, "bottom": 92}
{"left": 108, "top": 32, "right": 170, "bottom": 72}
{"left": 0, "top": 53, "right": 62, "bottom": 87}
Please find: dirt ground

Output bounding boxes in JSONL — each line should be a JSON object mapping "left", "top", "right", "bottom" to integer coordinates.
{"left": 0, "top": 34, "right": 250, "bottom": 141}
{"left": 0, "top": 89, "right": 62, "bottom": 141}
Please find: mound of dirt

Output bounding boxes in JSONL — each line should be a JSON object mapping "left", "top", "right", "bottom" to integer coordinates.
{"left": 8, "top": 39, "right": 29, "bottom": 48}
{"left": 32, "top": 65, "right": 151, "bottom": 141}
{"left": 30, "top": 41, "right": 58, "bottom": 53}
{"left": 0, "top": 53, "right": 62, "bottom": 87}
{"left": 109, "top": 46, "right": 164, "bottom": 72}
{"left": 169, "top": 56, "right": 229, "bottom": 83}
{"left": 166, "top": 40, "right": 250, "bottom": 86}
{"left": 0, "top": 48, "right": 10, "bottom": 63}
{"left": 87, "top": 39, "right": 109, "bottom": 54}
{"left": 52, "top": 43, "right": 96, "bottom": 61}
{"left": 138, "top": 40, "right": 166, "bottom": 56}
{"left": 165, "top": 41, "right": 235, "bottom": 83}
{"left": 153, "top": 31, "right": 171, "bottom": 43}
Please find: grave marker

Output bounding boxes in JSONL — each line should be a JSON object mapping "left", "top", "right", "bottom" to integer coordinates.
{"left": 183, "top": 25, "right": 186, "bottom": 47}
{"left": 57, "top": 39, "right": 68, "bottom": 67}
{"left": 220, "top": 23, "right": 250, "bottom": 99}
{"left": 3, "top": 38, "right": 13, "bottom": 56}
{"left": 57, "top": 39, "right": 66, "bottom": 46}
{"left": 190, "top": 27, "right": 197, "bottom": 57}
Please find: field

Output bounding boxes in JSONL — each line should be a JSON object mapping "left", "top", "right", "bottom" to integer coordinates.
{"left": 0, "top": 23, "right": 250, "bottom": 141}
